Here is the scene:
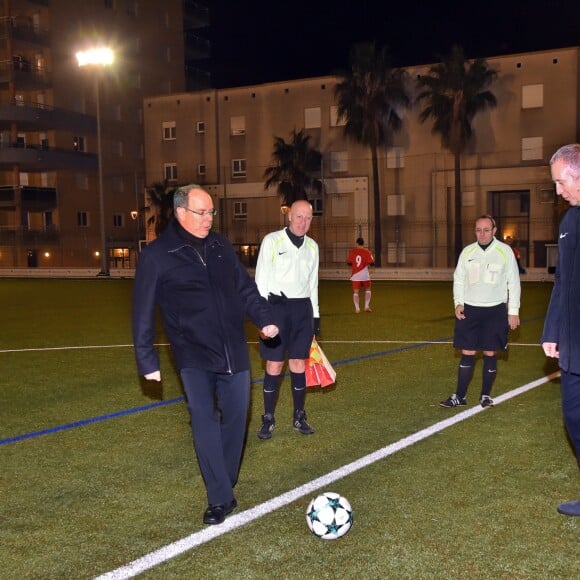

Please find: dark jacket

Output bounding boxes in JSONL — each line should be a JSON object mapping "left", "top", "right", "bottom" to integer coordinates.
{"left": 132, "top": 220, "right": 274, "bottom": 375}
{"left": 541, "top": 206, "right": 580, "bottom": 374}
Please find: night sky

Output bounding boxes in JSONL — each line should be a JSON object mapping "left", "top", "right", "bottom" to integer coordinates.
{"left": 208, "top": 0, "right": 579, "bottom": 88}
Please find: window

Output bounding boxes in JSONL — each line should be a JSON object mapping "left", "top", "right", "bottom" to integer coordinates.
{"left": 521, "top": 137, "right": 543, "bottom": 160}
{"left": 164, "top": 163, "right": 177, "bottom": 181}
{"left": 329, "top": 106, "right": 346, "bottom": 127}
{"left": 19, "top": 172, "right": 29, "bottom": 186}
{"left": 232, "top": 159, "right": 246, "bottom": 178}
{"left": 522, "top": 84, "right": 543, "bottom": 109}
{"left": 134, "top": 177, "right": 144, "bottom": 197}
{"left": 197, "top": 164, "right": 206, "bottom": 176}
{"left": 233, "top": 201, "right": 247, "bottom": 220}
{"left": 230, "top": 116, "right": 246, "bottom": 136}
{"left": 40, "top": 133, "right": 48, "bottom": 149}
{"left": 73, "top": 136, "right": 86, "bottom": 152}
{"left": 126, "top": 0, "right": 137, "bottom": 16}
{"left": 196, "top": 121, "right": 206, "bottom": 134}
{"left": 16, "top": 133, "right": 26, "bottom": 147}
{"left": 162, "top": 121, "right": 176, "bottom": 140}
{"left": 387, "top": 147, "right": 405, "bottom": 168}
{"left": 113, "top": 213, "right": 124, "bottom": 227}
{"left": 311, "top": 198, "right": 323, "bottom": 216}
{"left": 330, "top": 151, "right": 348, "bottom": 173}
{"left": 77, "top": 211, "right": 89, "bottom": 227}
{"left": 305, "top": 107, "right": 321, "bottom": 129}
{"left": 331, "top": 195, "right": 348, "bottom": 217}
{"left": 44, "top": 211, "right": 53, "bottom": 229}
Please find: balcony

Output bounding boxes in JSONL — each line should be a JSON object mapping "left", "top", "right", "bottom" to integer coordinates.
{"left": 183, "top": 1, "right": 210, "bottom": 29}
{"left": 184, "top": 32, "right": 210, "bottom": 60}
{"left": 0, "top": 57, "right": 51, "bottom": 89}
{"left": 0, "top": 16, "right": 51, "bottom": 47}
{"left": 185, "top": 65, "right": 211, "bottom": 90}
{"left": 0, "top": 225, "right": 59, "bottom": 245}
{"left": 0, "top": 100, "right": 96, "bottom": 133}
{"left": 0, "top": 185, "right": 57, "bottom": 207}
{"left": 0, "top": 143, "right": 98, "bottom": 171}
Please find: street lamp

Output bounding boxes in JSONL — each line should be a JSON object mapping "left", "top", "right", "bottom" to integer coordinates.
{"left": 76, "top": 47, "right": 114, "bottom": 277}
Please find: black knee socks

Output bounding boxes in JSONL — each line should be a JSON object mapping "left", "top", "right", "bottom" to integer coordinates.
{"left": 482, "top": 354, "right": 497, "bottom": 396}
{"left": 291, "top": 371, "right": 306, "bottom": 413}
{"left": 456, "top": 354, "right": 475, "bottom": 399}
{"left": 263, "top": 373, "right": 280, "bottom": 415}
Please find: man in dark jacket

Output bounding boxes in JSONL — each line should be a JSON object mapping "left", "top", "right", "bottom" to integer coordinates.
{"left": 132, "top": 184, "right": 278, "bottom": 525}
{"left": 541, "top": 143, "right": 580, "bottom": 517}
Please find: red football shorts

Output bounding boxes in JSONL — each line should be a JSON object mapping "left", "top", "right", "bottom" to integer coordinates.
{"left": 352, "top": 280, "right": 371, "bottom": 291}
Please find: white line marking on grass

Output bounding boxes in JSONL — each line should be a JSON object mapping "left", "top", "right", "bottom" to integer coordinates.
{"left": 1, "top": 341, "right": 542, "bottom": 354}
{"left": 0, "top": 343, "right": 168, "bottom": 354}
{"left": 304, "top": 340, "right": 543, "bottom": 347}
{"left": 94, "top": 371, "right": 560, "bottom": 580}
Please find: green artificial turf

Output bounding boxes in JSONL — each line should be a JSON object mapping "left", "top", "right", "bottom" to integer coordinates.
{"left": 1, "top": 278, "right": 577, "bottom": 579}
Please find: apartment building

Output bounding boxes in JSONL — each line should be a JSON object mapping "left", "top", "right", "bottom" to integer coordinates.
{"left": 143, "top": 46, "right": 579, "bottom": 269}
{"left": 0, "top": 0, "right": 209, "bottom": 269}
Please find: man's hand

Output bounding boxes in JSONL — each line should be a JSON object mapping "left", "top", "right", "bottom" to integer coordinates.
{"left": 313, "top": 317, "right": 320, "bottom": 336}
{"left": 508, "top": 314, "right": 520, "bottom": 330}
{"left": 542, "top": 342, "right": 559, "bottom": 359}
{"left": 260, "top": 325, "right": 279, "bottom": 339}
{"left": 144, "top": 370, "right": 161, "bottom": 382}
{"left": 454, "top": 305, "right": 465, "bottom": 320}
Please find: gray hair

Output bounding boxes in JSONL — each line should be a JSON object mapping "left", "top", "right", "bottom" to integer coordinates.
{"left": 550, "top": 144, "right": 580, "bottom": 178}
{"left": 173, "top": 183, "right": 202, "bottom": 210}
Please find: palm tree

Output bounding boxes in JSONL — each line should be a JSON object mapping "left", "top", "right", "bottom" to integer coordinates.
{"left": 416, "top": 45, "right": 497, "bottom": 261}
{"left": 263, "top": 128, "right": 323, "bottom": 209}
{"left": 146, "top": 180, "right": 174, "bottom": 238}
{"left": 334, "top": 42, "right": 410, "bottom": 266}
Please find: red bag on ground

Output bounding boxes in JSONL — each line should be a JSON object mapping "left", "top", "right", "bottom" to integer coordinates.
{"left": 305, "top": 337, "right": 336, "bottom": 388}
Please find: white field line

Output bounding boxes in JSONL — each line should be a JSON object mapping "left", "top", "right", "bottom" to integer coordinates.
{"left": 1, "top": 340, "right": 542, "bottom": 354}
{"left": 94, "top": 371, "right": 560, "bottom": 580}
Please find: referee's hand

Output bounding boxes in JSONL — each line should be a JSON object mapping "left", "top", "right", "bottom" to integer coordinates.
{"left": 313, "top": 317, "right": 320, "bottom": 336}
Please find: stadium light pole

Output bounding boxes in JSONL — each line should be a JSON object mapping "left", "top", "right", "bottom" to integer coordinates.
{"left": 76, "top": 47, "right": 114, "bottom": 277}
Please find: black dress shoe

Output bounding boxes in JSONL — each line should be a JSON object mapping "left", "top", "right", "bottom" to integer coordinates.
{"left": 203, "top": 498, "right": 237, "bottom": 525}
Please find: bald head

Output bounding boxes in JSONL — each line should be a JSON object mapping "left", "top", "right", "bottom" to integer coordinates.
{"left": 287, "top": 200, "right": 313, "bottom": 237}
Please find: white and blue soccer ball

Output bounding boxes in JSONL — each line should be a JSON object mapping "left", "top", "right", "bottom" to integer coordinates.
{"left": 306, "top": 492, "right": 353, "bottom": 539}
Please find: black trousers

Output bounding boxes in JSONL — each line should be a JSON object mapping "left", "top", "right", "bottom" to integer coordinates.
{"left": 180, "top": 368, "right": 250, "bottom": 505}
{"left": 561, "top": 369, "right": 580, "bottom": 462}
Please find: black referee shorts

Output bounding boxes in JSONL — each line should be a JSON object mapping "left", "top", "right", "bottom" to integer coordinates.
{"left": 453, "top": 303, "right": 509, "bottom": 351}
{"left": 259, "top": 297, "right": 313, "bottom": 361}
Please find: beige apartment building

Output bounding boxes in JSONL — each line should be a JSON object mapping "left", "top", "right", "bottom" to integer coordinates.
{"left": 143, "top": 46, "right": 579, "bottom": 270}
{"left": 0, "top": 0, "right": 209, "bottom": 270}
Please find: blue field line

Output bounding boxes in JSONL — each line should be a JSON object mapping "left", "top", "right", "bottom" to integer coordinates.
{"left": 0, "top": 334, "right": 451, "bottom": 447}
{"left": 0, "top": 397, "right": 184, "bottom": 446}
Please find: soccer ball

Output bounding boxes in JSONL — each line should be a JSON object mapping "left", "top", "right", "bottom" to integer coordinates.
{"left": 306, "top": 492, "right": 353, "bottom": 539}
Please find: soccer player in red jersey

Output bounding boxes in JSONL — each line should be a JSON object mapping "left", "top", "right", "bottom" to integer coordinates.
{"left": 346, "top": 237, "right": 375, "bottom": 313}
